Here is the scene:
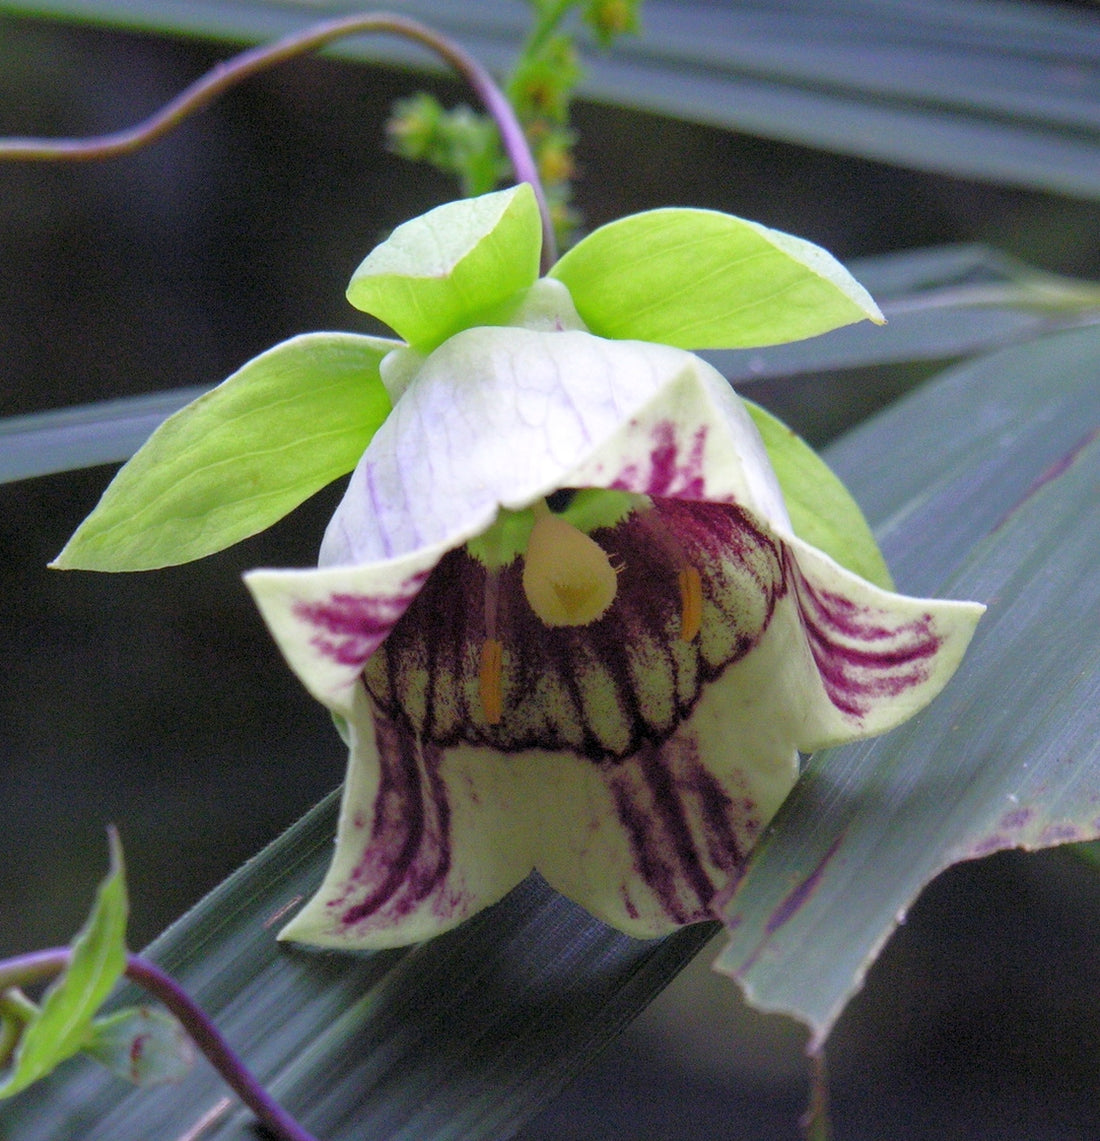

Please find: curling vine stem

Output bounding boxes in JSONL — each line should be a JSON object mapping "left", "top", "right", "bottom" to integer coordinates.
{"left": 0, "top": 12, "right": 557, "bottom": 270}
{"left": 0, "top": 948, "right": 319, "bottom": 1141}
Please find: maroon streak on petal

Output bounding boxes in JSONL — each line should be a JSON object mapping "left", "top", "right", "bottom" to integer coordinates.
{"left": 792, "top": 561, "right": 943, "bottom": 720}
{"left": 294, "top": 572, "right": 430, "bottom": 669}
{"left": 364, "top": 497, "right": 785, "bottom": 761}
{"left": 332, "top": 707, "right": 455, "bottom": 935}
{"left": 609, "top": 734, "right": 752, "bottom": 926}
{"left": 610, "top": 421, "right": 709, "bottom": 500}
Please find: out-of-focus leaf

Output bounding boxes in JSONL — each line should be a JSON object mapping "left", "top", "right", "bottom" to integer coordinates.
{"left": 715, "top": 324, "right": 1100, "bottom": 1048}
{"left": 52, "top": 332, "right": 394, "bottom": 571}
{"left": 0, "top": 831, "right": 128, "bottom": 1100}
{"left": 744, "top": 399, "right": 892, "bottom": 590}
{"left": 0, "top": 388, "right": 205, "bottom": 485}
{"left": 4, "top": 0, "right": 1099, "bottom": 199}
{"left": 83, "top": 1006, "right": 193, "bottom": 1087}
{"left": 0, "top": 799, "right": 714, "bottom": 1139}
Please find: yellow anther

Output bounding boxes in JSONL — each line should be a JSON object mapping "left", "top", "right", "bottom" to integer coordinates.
{"left": 678, "top": 566, "right": 703, "bottom": 642}
{"left": 479, "top": 638, "right": 504, "bottom": 725}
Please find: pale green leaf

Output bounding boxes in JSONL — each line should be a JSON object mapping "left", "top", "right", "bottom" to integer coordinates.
{"left": 0, "top": 831, "right": 128, "bottom": 1100}
{"left": 744, "top": 399, "right": 893, "bottom": 590}
{"left": 84, "top": 1007, "right": 193, "bottom": 1087}
{"left": 53, "top": 332, "right": 396, "bottom": 571}
{"left": 550, "top": 208, "right": 883, "bottom": 349}
{"left": 346, "top": 185, "right": 542, "bottom": 350}
{"left": 715, "top": 325, "right": 1100, "bottom": 1047}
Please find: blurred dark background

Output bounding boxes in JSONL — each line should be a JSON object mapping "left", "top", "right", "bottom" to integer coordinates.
{"left": 1, "top": 12, "right": 1099, "bottom": 1139}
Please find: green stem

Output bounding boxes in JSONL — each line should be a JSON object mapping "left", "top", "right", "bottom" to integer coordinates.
{"left": 521, "top": 0, "right": 578, "bottom": 63}
{"left": 0, "top": 988, "right": 39, "bottom": 1024}
{"left": 0, "top": 12, "right": 557, "bottom": 269}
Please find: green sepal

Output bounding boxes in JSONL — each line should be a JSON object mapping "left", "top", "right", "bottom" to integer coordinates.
{"left": 550, "top": 207, "right": 884, "bottom": 349}
{"left": 0, "top": 830, "right": 128, "bottom": 1099}
{"left": 83, "top": 1006, "right": 193, "bottom": 1087}
{"left": 745, "top": 400, "right": 894, "bottom": 590}
{"left": 53, "top": 332, "right": 397, "bottom": 571}
{"left": 346, "top": 185, "right": 543, "bottom": 351}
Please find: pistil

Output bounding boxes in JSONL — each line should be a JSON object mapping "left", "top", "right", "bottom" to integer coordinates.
{"left": 522, "top": 501, "right": 619, "bottom": 627}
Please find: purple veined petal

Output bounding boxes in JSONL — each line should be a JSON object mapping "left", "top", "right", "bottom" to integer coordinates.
{"left": 244, "top": 536, "right": 466, "bottom": 713}
{"left": 278, "top": 684, "right": 537, "bottom": 948}
{"left": 530, "top": 605, "right": 808, "bottom": 936}
{"left": 784, "top": 535, "right": 985, "bottom": 747}
{"left": 318, "top": 327, "right": 791, "bottom": 567}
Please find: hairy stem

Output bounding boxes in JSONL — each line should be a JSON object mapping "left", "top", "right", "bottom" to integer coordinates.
{"left": 0, "top": 948, "right": 318, "bottom": 1141}
{"left": 0, "top": 11, "right": 557, "bottom": 269}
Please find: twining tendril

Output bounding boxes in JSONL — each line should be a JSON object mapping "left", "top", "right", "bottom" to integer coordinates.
{"left": 0, "top": 12, "right": 557, "bottom": 270}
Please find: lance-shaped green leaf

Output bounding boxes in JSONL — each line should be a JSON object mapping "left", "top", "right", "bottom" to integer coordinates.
{"left": 53, "top": 332, "right": 396, "bottom": 571}
{"left": 0, "top": 831, "right": 128, "bottom": 1100}
{"left": 549, "top": 208, "right": 883, "bottom": 349}
{"left": 83, "top": 1007, "right": 193, "bottom": 1087}
{"left": 346, "top": 184, "right": 543, "bottom": 351}
{"left": 744, "top": 399, "right": 893, "bottom": 591}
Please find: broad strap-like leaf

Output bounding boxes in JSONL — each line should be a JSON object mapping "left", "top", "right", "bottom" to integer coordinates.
{"left": 715, "top": 324, "right": 1100, "bottom": 1047}
{"left": 345, "top": 185, "right": 543, "bottom": 351}
{"left": 0, "top": 831, "right": 128, "bottom": 1099}
{"left": 53, "top": 332, "right": 396, "bottom": 571}
{"left": 0, "top": 796, "right": 715, "bottom": 1139}
{"left": 0, "top": 387, "right": 205, "bottom": 485}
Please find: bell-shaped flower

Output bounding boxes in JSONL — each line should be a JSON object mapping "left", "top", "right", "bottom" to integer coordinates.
{"left": 57, "top": 185, "right": 982, "bottom": 949}
{"left": 240, "top": 187, "right": 984, "bottom": 948}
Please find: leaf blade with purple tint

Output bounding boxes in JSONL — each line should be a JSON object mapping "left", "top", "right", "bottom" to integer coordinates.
{"left": 715, "top": 324, "right": 1100, "bottom": 1047}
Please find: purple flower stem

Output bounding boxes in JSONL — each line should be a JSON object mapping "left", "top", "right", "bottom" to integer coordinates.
{"left": 0, "top": 12, "right": 557, "bottom": 269}
{"left": 1, "top": 947, "right": 319, "bottom": 1141}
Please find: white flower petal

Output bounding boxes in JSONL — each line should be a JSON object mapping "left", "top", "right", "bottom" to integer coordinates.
{"left": 319, "top": 328, "right": 789, "bottom": 567}
{"left": 278, "top": 684, "right": 533, "bottom": 948}
{"left": 532, "top": 609, "right": 803, "bottom": 936}
{"left": 245, "top": 537, "right": 465, "bottom": 713}
{"left": 783, "top": 535, "right": 985, "bottom": 747}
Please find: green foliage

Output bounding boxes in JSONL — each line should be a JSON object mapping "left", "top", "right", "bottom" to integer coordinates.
{"left": 53, "top": 333, "right": 396, "bottom": 571}
{"left": 0, "top": 832, "right": 128, "bottom": 1099}
{"left": 83, "top": 1007, "right": 193, "bottom": 1087}
{"left": 387, "top": 92, "right": 506, "bottom": 198}
{"left": 345, "top": 184, "right": 543, "bottom": 349}
{"left": 717, "top": 325, "right": 1100, "bottom": 1046}
{"left": 386, "top": 0, "right": 642, "bottom": 244}
{"left": 744, "top": 400, "right": 893, "bottom": 590}
{"left": 550, "top": 207, "right": 883, "bottom": 347}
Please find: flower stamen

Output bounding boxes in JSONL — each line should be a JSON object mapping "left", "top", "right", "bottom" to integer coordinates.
{"left": 678, "top": 565, "right": 703, "bottom": 642}
{"left": 479, "top": 637, "right": 504, "bottom": 725}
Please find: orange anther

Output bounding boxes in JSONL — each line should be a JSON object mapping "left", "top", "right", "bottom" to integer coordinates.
{"left": 479, "top": 638, "right": 504, "bottom": 724}
{"left": 678, "top": 566, "right": 703, "bottom": 642}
